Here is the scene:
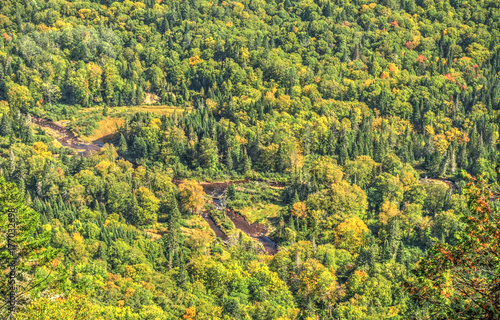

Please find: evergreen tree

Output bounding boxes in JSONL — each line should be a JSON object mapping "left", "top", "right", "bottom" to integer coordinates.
{"left": 240, "top": 150, "right": 252, "bottom": 174}
{"left": 132, "top": 136, "right": 148, "bottom": 159}
{"left": 164, "top": 196, "right": 181, "bottom": 270}
{"left": 226, "top": 183, "right": 236, "bottom": 200}
{"left": 0, "top": 176, "right": 56, "bottom": 318}
{"left": 0, "top": 113, "right": 11, "bottom": 136}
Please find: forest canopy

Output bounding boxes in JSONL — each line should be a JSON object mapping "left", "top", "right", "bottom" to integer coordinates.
{"left": 0, "top": 0, "right": 500, "bottom": 318}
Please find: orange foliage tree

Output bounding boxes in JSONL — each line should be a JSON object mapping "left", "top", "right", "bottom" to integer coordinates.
{"left": 406, "top": 174, "right": 500, "bottom": 319}
{"left": 178, "top": 180, "right": 207, "bottom": 214}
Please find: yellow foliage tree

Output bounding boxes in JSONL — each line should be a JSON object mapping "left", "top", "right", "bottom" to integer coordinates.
{"left": 295, "top": 259, "right": 337, "bottom": 314}
{"left": 134, "top": 186, "right": 160, "bottom": 225}
{"left": 94, "top": 160, "right": 114, "bottom": 175}
{"left": 291, "top": 201, "right": 307, "bottom": 219}
{"left": 178, "top": 180, "right": 207, "bottom": 214}
{"left": 334, "top": 217, "right": 369, "bottom": 253}
{"left": 378, "top": 201, "right": 399, "bottom": 225}
{"left": 310, "top": 156, "right": 343, "bottom": 185}
{"left": 33, "top": 141, "right": 52, "bottom": 158}
{"left": 19, "top": 294, "right": 96, "bottom": 320}
{"left": 291, "top": 201, "right": 307, "bottom": 228}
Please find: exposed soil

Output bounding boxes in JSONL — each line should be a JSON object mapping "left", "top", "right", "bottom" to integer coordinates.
{"left": 144, "top": 93, "right": 161, "bottom": 105}
{"left": 226, "top": 209, "right": 277, "bottom": 254}
{"left": 199, "top": 181, "right": 278, "bottom": 255}
{"left": 201, "top": 212, "right": 228, "bottom": 241}
{"left": 30, "top": 115, "right": 103, "bottom": 155}
{"left": 199, "top": 180, "right": 249, "bottom": 197}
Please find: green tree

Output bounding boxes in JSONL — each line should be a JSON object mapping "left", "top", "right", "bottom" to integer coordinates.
{"left": 0, "top": 113, "right": 12, "bottom": 136}
{"left": 407, "top": 174, "right": 500, "bottom": 319}
{"left": 7, "top": 84, "right": 32, "bottom": 113}
{"left": 164, "top": 196, "right": 181, "bottom": 270}
{"left": 0, "top": 176, "right": 56, "bottom": 318}
{"left": 198, "top": 137, "right": 219, "bottom": 171}
{"left": 344, "top": 155, "right": 378, "bottom": 188}
{"left": 134, "top": 186, "right": 160, "bottom": 225}
{"left": 371, "top": 173, "right": 404, "bottom": 208}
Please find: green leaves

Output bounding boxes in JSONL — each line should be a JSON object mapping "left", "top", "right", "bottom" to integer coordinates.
{"left": 0, "top": 175, "right": 56, "bottom": 317}
{"left": 407, "top": 175, "right": 500, "bottom": 319}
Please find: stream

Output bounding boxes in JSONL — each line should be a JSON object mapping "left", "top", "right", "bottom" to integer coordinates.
{"left": 32, "top": 115, "right": 467, "bottom": 255}
{"left": 31, "top": 115, "right": 104, "bottom": 155}
{"left": 31, "top": 115, "right": 279, "bottom": 254}
{"left": 199, "top": 181, "right": 278, "bottom": 255}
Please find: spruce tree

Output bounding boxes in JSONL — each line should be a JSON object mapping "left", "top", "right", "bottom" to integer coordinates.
{"left": 164, "top": 196, "right": 181, "bottom": 270}
{"left": 226, "top": 184, "right": 236, "bottom": 201}
{"left": 0, "top": 113, "right": 12, "bottom": 136}
{"left": 0, "top": 176, "right": 56, "bottom": 319}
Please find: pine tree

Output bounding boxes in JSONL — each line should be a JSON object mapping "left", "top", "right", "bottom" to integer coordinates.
{"left": 386, "top": 217, "right": 402, "bottom": 261}
{"left": 337, "top": 132, "right": 350, "bottom": 165}
{"left": 132, "top": 136, "right": 148, "bottom": 159}
{"left": 275, "top": 143, "right": 286, "bottom": 173}
{"left": 226, "top": 184, "right": 236, "bottom": 201}
{"left": 226, "top": 150, "right": 233, "bottom": 172}
{"left": 0, "top": 113, "right": 12, "bottom": 136}
{"left": 292, "top": 191, "right": 300, "bottom": 204}
{"left": 0, "top": 176, "right": 56, "bottom": 319}
{"left": 177, "top": 250, "right": 188, "bottom": 288}
{"left": 164, "top": 196, "right": 181, "bottom": 270}
{"left": 240, "top": 151, "right": 252, "bottom": 175}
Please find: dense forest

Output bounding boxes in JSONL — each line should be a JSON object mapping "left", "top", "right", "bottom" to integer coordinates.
{"left": 0, "top": 0, "right": 500, "bottom": 319}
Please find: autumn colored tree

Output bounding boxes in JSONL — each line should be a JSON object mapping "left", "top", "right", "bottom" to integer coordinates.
{"left": 178, "top": 180, "right": 207, "bottom": 214}
{"left": 291, "top": 201, "right": 307, "bottom": 229}
{"left": 378, "top": 201, "right": 399, "bottom": 225}
{"left": 306, "top": 180, "right": 368, "bottom": 230}
{"left": 7, "top": 84, "right": 32, "bottom": 113}
{"left": 407, "top": 174, "right": 500, "bottom": 319}
{"left": 294, "top": 258, "right": 337, "bottom": 317}
{"left": 344, "top": 155, "right": 378, "bottom": 188}
{"left": 334, "top": 217, "right": 369, "bottom": 254}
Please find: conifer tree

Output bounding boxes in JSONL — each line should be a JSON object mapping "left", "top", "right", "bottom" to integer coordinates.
{"left": 0, "top": 176, "right": 56, "bottom": 319}
{"left": 164, "top": 196, "right": 181, "bottom": 270}
{"left": 0, "top": 113, "right": 11, "bottom": 137}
